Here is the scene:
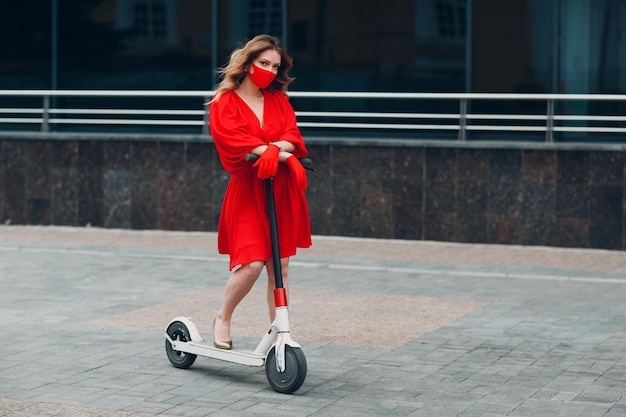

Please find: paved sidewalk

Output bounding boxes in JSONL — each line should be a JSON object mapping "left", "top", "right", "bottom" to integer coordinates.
{"left": 0, "top": 225, "right": 625, "bottom": 416}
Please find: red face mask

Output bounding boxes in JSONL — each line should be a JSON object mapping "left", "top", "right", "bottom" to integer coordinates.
{"left": 248, "top": 63, "right": 277, "bottom": 89}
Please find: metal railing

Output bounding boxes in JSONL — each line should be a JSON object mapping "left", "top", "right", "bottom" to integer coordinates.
{"left": 0, "top": 90, "right": 625, "bottom": 142}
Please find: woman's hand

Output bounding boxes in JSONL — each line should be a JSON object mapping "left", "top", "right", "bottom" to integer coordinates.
{"left": 285, "top": 156, "right": 308, "bottom": 189}
{"left": 253, "top": 144, "right": 280, "bottom": 178}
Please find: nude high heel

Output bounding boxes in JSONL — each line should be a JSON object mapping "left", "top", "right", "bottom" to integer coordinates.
{"left": 213, "top": 318, "right": 232, "bottom": 350}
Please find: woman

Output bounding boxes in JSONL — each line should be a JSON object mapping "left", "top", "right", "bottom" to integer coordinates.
{"left": 209, "top": 34, "right": 311, "bottom": 349}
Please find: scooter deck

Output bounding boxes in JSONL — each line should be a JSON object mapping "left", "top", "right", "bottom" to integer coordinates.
{"left": 166, "top": 334, "right": 266, "bottom": 367}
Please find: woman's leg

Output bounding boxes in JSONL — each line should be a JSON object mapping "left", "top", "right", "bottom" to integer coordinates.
{"left": 265, "top": 257, "right": 290, "bottom": 322}
{"left": 214, "top": 260, "right": 265, "bottom": 343}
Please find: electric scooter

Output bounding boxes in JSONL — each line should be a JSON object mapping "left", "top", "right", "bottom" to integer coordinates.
{"left": 164, "top": 154, "right": 314, "bottom": 394}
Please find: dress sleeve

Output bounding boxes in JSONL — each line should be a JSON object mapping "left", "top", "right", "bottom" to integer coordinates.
{"left": 209, "top": 93, "right": 265, "bottom": 175}
{"left": 273, "top": 92, "right": 308, "bottom": 158}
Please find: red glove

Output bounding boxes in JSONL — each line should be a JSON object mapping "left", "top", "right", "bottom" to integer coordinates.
{"left": 253, "top": 144, "right": 280, "bottom": 179}
{"left": 285, "top": 156, "right": 308, "bottom": 189}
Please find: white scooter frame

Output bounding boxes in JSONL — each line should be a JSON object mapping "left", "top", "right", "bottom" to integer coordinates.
{"left": 165, "top": 302, "right": 299, "bottom": 368}
{"left": 164, "top": 155, "right": 313, "bottom": 394}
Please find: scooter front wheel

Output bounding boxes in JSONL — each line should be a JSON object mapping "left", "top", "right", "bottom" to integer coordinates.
{"left": 165, "top": 321, "right": 197, "bottom": 369}
{"left": 265, "top": 345, "right": 307, "bottom": 394}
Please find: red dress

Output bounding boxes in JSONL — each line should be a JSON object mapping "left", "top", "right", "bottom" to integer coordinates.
{"left": 209, "top": 90, "right": 312, "bottom": 270}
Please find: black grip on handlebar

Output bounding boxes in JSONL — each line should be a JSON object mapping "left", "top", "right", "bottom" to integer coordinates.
{"left": 244, "top": 153, "right": 315, "bottom": 172}
{"left": 244, "top": 153, "right": 259, "bottom": 163}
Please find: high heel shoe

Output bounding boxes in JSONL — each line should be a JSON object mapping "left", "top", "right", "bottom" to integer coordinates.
{"left": 212, "top": 318, "right": 232, "bottom": 350}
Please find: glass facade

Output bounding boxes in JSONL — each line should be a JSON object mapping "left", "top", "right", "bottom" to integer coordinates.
{"left": 1, "top": 0, "right": 625, "bottom": 138}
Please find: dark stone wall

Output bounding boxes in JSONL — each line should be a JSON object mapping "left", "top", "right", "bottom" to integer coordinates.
{"left": 1, "top": 134, "right": 625, "bottom": 250}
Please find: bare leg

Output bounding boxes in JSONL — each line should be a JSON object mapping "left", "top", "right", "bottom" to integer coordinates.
{"left": 214, "top": 260, "right": 265, "bottom": 344}
{"left": 265, "top": 257, "right": 290, "bottom": 322}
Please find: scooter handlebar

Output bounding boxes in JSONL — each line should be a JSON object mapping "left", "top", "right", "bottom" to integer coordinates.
{"left": 244, "top": 153, "right": 315, "bottom": 171}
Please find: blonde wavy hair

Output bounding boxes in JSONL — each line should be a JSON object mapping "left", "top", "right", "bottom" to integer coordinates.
{"left": 211, "top": 34, "right": 294, "bottom": 103}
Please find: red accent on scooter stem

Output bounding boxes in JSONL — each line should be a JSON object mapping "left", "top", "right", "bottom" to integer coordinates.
{"left": 274, "top": 288, "right": 288, "bottom": 307}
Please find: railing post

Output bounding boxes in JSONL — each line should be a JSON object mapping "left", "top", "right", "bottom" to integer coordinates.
{"left": 42, "top": 95, "right": 50, "bottom": 132}
{"left": 202, "top": 96, "right": 210, "bottom": 135}
{"left": 458, "top": 98, "right": 467, "bottom": 141}
{"left": 545, "top": 99, "right": 554, "bottom": 142}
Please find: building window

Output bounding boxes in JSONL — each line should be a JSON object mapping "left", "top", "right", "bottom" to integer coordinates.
{"left": 416, "top": 0, "right": 466, "bottom": 44}
{"left": 133, "top": 0, "right": 167, "bottom": 40}
{"left": 116, "top": 0, "right": 176, "bottom": 47}
{"left": 248, "top": 0, "right": 282, "bottom": 38}
{"left": 434, "top": 0, "right": 466, "bottom": 40}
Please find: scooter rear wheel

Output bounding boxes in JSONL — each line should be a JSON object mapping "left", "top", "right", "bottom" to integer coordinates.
{"left": 265, "top": 345, "right": 307, "bottom": 394}
{"left": 165, "top": 321, "right": 197, "bottom": 369}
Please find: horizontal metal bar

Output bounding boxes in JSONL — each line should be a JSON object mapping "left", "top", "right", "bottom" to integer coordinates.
{"left": 0, "top": 90, "right": 211, "bottom": 97}
{"left": 554, "top": 115, "right": 626, "bottom": 122}
{"left": 554, "top": 126, "right": 626, "bottom": 133}
{"left": 3, "top": 118, "right": 624, "bottom": 133}
{"left": 0, "top": 118, "right": 43, "bottom": 124}
{"left": 297, "top": 122, "right": 460, "bottom": 130}
{"left": 289, "top": 91, "right": 626, "bottom": 101}
{"left": 1, "top": 90, "right": 626, "bottom": 101}
{"left": 54, "top": 109, "right": 204, "bottom": 116}
{"left": 0, "top": 118, "right": 202, "bottom": 126}
{"left": 467, "top": 114, "right": 547, "bottom": 121}
{"left": 0, "top": 108, "right": 203, "bottom": 116}
{"left": 0, "top": 109, "right": 42, "bottom": 114}
{"left": 51, "top": 118, "right": 204, "bottom": 126}
{"left": 296, "top": 111, "right": 460, "bottom": 120}
{"left": 2, "top": 108, "right": 620, "bottom": 123}
{"left": 466, "top": 125, "right": 548, "bottom": 132}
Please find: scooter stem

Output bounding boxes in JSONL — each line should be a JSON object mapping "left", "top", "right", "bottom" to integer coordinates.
{"left": 265, "top": 177, "right": 284, "bottom": 290}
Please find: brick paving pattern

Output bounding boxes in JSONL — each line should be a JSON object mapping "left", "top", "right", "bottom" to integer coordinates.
{"left": 1, "top": 225, "right": 625, "bottom": 416}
